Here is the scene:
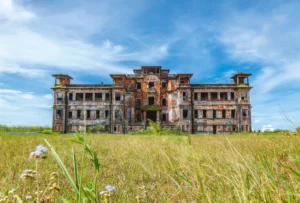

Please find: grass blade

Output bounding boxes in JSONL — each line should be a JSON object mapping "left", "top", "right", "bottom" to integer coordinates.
{"left": 44, "top": 139, "right": 79, "bottom": 194}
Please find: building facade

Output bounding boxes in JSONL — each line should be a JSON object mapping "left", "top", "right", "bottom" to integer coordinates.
{"left": 52, "top": 66, "right": 252, "bottom": 134}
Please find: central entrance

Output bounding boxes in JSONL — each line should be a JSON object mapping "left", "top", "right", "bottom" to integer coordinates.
{"left": 146, "top": 111, "right": 157, "bottom": 122}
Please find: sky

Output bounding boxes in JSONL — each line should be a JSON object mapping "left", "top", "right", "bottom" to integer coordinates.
{"left": 0, "top": 0, "right": 300, "bottom": 130}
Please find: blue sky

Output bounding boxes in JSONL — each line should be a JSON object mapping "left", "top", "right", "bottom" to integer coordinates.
{"left": 0, "top": 0, "right": 300, "bottom": 130}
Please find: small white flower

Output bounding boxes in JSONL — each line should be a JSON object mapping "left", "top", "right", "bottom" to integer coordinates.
{"left": 105, "top": 185, "right": 116, "bottom": 192}
{"left": 26, "top": 195, "right": 32, "bottom": 199}
{"left": 20, "top": 169, "right": 36, "bottom": 179}
{"left": 30, "top": 144, "right": 48, "bottom": 159}
{"left": 99, "top": 191, "right": 106, "bottom": 195}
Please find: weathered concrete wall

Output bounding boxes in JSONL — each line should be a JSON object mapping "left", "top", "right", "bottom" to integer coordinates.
{"left": 52, "top": 68, "right": 252, "bottom": 134}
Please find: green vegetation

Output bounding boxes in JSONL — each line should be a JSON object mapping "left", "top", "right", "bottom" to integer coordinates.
{"left": 1, "top": 127, "right": 300, "bottom": 202}
{"left": 143, "top": 105, "right": 160, "bottom": 111}
{"left": 90, "top": 125, "right": 105, "bottom": 133}
{"left": 0, "top": 125, "right": 51, "bottom": 133}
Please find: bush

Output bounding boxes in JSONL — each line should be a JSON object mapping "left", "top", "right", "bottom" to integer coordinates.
{"left": 90, "top": 125, "right": 105, "bottom": 133}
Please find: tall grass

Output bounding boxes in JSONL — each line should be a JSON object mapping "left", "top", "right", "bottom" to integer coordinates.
{"left": 0, "top": 125, "right": 51, "bottom": 133}
{"left": 1, "top": 132, "right": 300, "bottom": 202}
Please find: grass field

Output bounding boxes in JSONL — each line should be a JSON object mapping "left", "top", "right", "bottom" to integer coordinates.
{"left": 1, "top": 130, "right": 300, "bottom": 202}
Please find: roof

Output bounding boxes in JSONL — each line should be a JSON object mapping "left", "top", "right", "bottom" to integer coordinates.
{"left": 231, "top": 72, "right": 252, "bottom": 79}
{"left": 177, "top": 74, "right": 193, "bottom": 79}
{"left": 52, "top": 74, "right": 73, "bottom": 79}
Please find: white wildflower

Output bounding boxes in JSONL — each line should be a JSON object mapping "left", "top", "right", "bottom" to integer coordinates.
{"left": 30, "top": 144, "right": 48, "bottom": 159}
{"left": 99, "top": 191, "right": 107, "bottom": 195}
{"left": 20, "top": 169, "right": 36, "bottom": 179}
{"left": 105, "top": 185, "right": 116, "bottom": 192}
{"left": 26, "top": 195, "right": 32, "bottom": 199}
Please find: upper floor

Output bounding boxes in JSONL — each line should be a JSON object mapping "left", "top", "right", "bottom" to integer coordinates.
{"left": 52, "top": 66, "right": 252, "bottom": 106}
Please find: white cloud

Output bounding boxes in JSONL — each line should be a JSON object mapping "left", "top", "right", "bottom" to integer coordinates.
{"left": 0, "top": 0, "right": 35, "bottom": 21}
{"left": 0, "top": 88, "right": 53, "bottom": 125}
{"left": 21, "top": 93, "right": 35, "bottom": 100}
{"left": 0, "top": 61, "right": 48, "bottom": 78}
{"left": 218, "top": 3, "right": 300, "bottom": 93}
{"left": 0, "top": 89, "right": 21, "bottom": 94}
{"left": 43, "top": 94, "right": 53, "bottom": 100}
{"left": 0, "top": 0, "right": 170, "bottom": 78}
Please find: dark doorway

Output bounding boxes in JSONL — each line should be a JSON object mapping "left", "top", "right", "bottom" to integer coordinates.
{"left": 146, "top": 111, "right": 157, "bottom": 122}
{"left": 213, "top": 125, "right": 217, "bottom": 134}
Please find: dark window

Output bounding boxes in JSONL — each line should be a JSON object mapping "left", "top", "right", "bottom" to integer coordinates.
{"left": 211, "top": 93, "right": 218, "bottom": 101}
{"left": 180, "top": 80, "right": 187, "bottom": 84}
{"left": 162, "top": 113, "right": 167, "bottom": 122}
{"left": 183, "top": 110, "right": 188, "bottom": 119}
{"left": 137, "top": 82, "right": 141, "bottom": 89}
{"left": 115, "top": 92, "right": 121, "bottom": 101}
{"left": 222, "top": 110, "right": 226, "bottom": 118}
{"left": 231, "top": 92, "right": 235, "bottom": 100}
{"left": 68, "top": 111, "right": 72, "bottom": 119}
{"left": 203, "top": 110, "right": 207, "bottom": 118}
{"left": 162, "top": 82, "right": 166, "bottom": 89}
{"left": 105, "top": 110, "right": 109, "bottom": 118}
{"left": 162, "top": 98, "right": 166, "bottom": 106}
{"left": 232, "top": 125, "right": 237, "bottom": 132}
{"left": 86, "top": 110, "right": 91, "bottom": 119}
{"left": 115, "top": 110, "right": 121, "bottom": 119}
{"left": 57, "top": 93, "right": 63, "bottom": 102}
{"left": 86, "top": 93, "right": 93, "bottom": 101}
{"left": 183, "top": 92, "right": 188, "bottom": 100}
{"left": 148, "top": 97, "right": 155, "bottom": 105}
{"left": 136, "top": 99, "right": 141, "bottom": 109}
{"left": 194, "top": 92, "right": 198, "bottom": 100}
{"left": 231, "top": 110, "right": 236, "bottom": 118}
{"left": 95, "top": 93, "right": 102, "bottom": 101}
{"left": 149, "top": 82, "right": 154, "bottom": 88}
{"left": 194, "top": 110, "right": 198, "bottom": 118}
{"left": 69, "top": 93, "right": 73, "bottom": 101}
{"left": 241, "top": 92, "right": 248, "bottom": 100}
{"left": 242, "top": 109, "right": 248, "bottom": 118}
{"left": 105, "top": 93, "right": 110, "bottom": 101}
{"left": 201, "top": 93, "right": 208, "bottom": 101}
{"left": 77, "top": 110, "right": 81, "bottom": 118}
{"left": 213, "top": 110, "right": 217, "bottom": 118}
{"left": 220, "top": 93, "right": 228, "bottom": 101}
{"left": 76, "top": 93, "right": 83, "bottom": 101}
{"left": 56, "top": 110, "right": 63, "bottom": 120}
{"left": 137, "top": 113, "right": 142, "bottom": 122}
{"left": 239, "top": 78, "right": 245, "bottom": 84}
{"left": 223, "top": 125, "right": 227, "bottom": 132}
{"left": 96, "top": 110, "right": 100, "bottom": 119}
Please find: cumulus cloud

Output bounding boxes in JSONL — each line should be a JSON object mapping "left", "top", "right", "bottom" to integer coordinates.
{"left": 0, "top": 0, "right": 35, "bottom": 21}
{"left": 0, "top": 0, "right": 170, "bottom": 78}
{"left": 217, "top": 3, "right": 300, "bottom": 93}
{"left": 0, "top": 88, "right": 53, "bottom": 125}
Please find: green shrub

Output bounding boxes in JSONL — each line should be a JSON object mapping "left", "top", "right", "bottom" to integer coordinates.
{"left": 90, "top": 125, "right": 105, "bottom": 134}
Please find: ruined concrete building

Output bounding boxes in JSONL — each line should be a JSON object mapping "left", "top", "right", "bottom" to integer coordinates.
{"left": 52, "top": 66, "right": 252, "bottom": 134}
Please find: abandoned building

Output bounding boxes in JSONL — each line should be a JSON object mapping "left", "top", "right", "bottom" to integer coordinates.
{"left": 52, "top": 66, "right": 252, "bottom": 134}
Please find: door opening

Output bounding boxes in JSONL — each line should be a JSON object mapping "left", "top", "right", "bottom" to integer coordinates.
{"left": 146, "top": 111, "right": 157, "bottom": 122}
{"left": 213, "top": 125, "right": 217, "bottom": 134}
